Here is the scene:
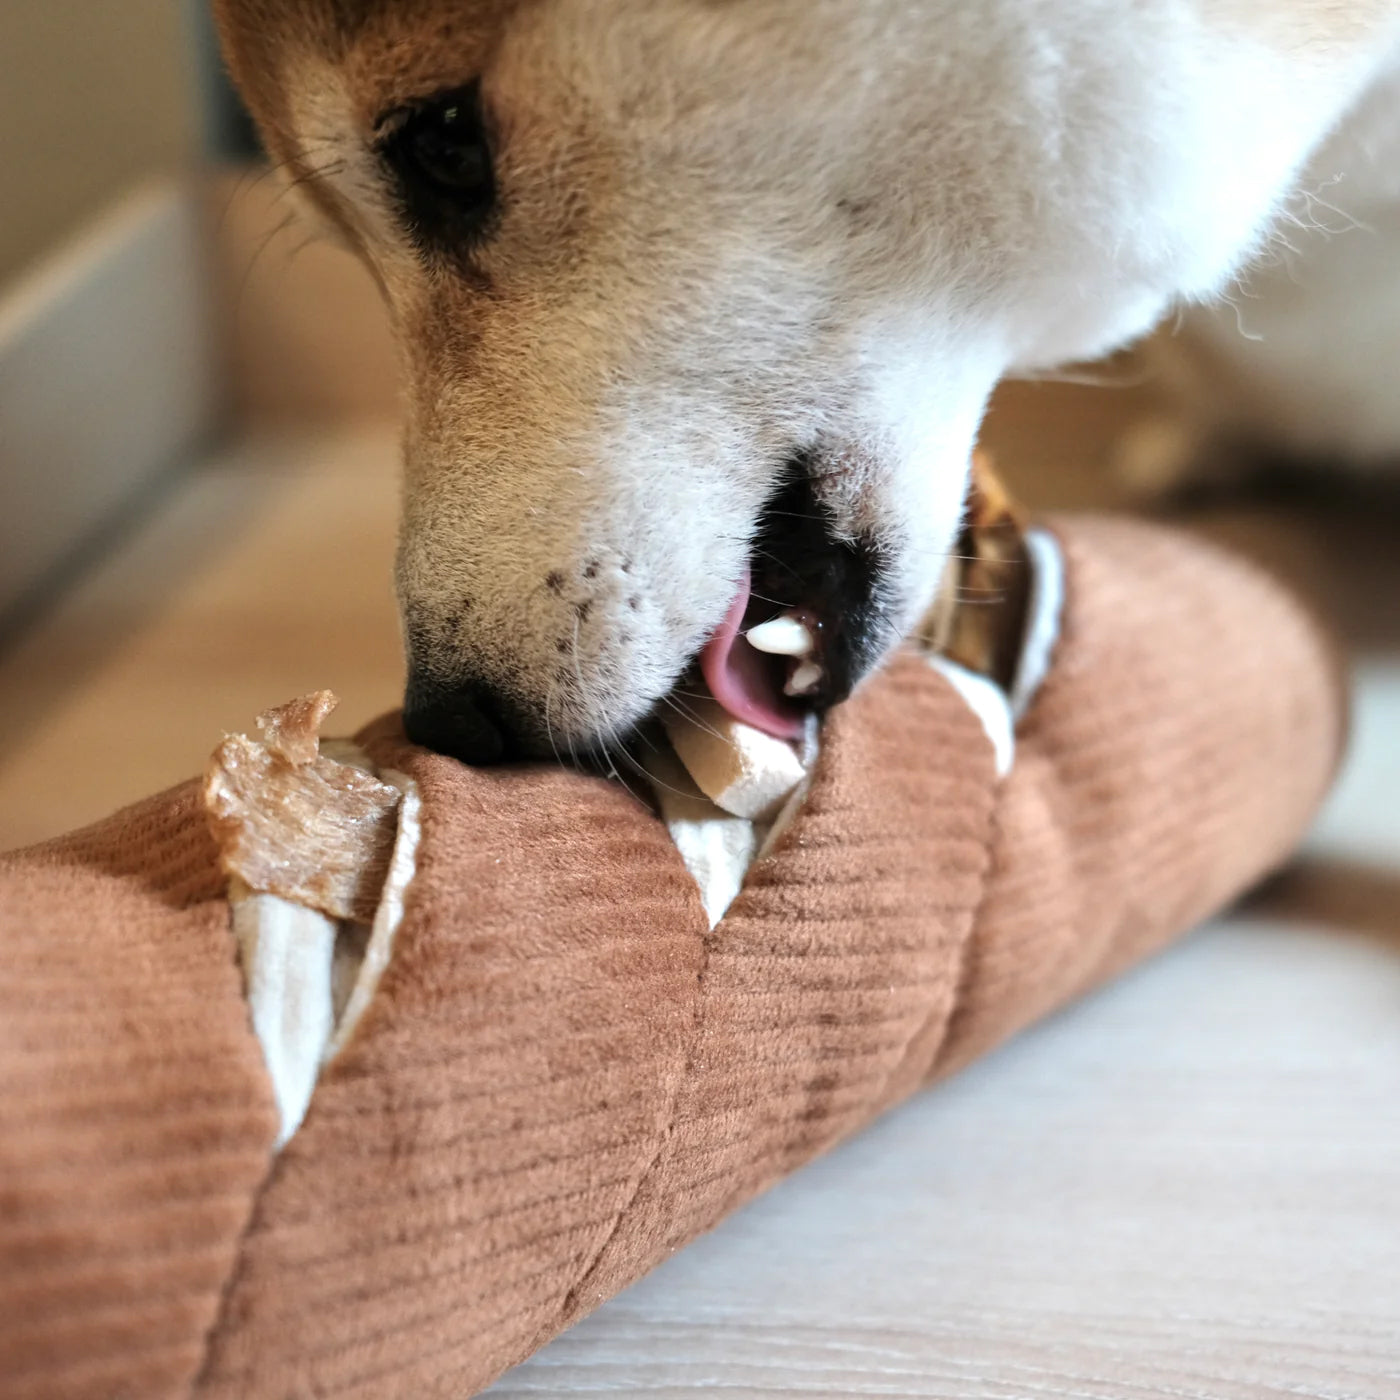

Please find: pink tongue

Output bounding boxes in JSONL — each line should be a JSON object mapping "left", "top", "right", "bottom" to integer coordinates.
{"left": 699, "top": 567, "right": 807, "bottom": 741}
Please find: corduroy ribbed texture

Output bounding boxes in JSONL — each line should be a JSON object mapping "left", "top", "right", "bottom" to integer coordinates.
{"left": 0, "top": 784, "right": 279, "bottom": 1400}
{"left": 931, "top": 517, "right": 1345, "bottom": 1077}
{"left": 0, "top": 518, "right": 1344, "bottom": 1399}
{"left": 195, "top": 651, "right": 999, "bottom": 1400}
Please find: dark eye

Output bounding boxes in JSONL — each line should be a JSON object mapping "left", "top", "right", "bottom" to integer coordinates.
{"left": 380, "top": 80, "right": 498, "bottom": 255}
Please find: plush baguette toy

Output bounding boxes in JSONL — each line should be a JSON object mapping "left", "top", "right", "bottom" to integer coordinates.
{"left": 0, "top": 493, "right": 1343, "bottom": 1400}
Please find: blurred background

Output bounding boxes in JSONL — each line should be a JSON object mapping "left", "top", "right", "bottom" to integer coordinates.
{"left": 2, "top": 2, "right": 205, "bottom": 286}
{"left": 1, "top": 4, "right": 1396, "bottom": 1395}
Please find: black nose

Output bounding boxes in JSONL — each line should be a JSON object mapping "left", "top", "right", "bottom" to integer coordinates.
{"left": 402, "top": 672, "right": 521, "bottom": 766}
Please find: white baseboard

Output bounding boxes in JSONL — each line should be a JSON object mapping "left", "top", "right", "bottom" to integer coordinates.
{"left": 0, "top": 181, "right": 222, "bottom": 626}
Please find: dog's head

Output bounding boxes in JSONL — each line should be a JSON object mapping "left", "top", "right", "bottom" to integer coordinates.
{"left": 215, "top": 0, "right": 1282, "bottom": 762}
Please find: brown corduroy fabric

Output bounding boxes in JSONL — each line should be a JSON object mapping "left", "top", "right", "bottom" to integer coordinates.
{"left": 0, "top": 518, "right": 1344, "bottom": 1400}
{"left": 0, "top": 785, "right": 280, "bottom": 1400}
{"left": 931, "top": 517, "right": 1344, "bottom": 1077}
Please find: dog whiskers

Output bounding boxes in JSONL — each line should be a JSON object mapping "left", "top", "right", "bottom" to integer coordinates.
{"left": 660, "top": 693, "right": 729, "bottom": 747}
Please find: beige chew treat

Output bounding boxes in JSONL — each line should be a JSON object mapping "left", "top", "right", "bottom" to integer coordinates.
{"left": 204, "top": 693, "right": 403, "bottom": 924}
{"left": 663, "top": 696, "right": 808, "bottom": 823}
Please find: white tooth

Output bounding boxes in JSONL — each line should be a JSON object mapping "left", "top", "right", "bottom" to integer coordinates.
{"left": 785, "top": 661, "right": 824, "bottom": 698}
{"left": 746, "top": 613, "right": 815, "bottom": 658}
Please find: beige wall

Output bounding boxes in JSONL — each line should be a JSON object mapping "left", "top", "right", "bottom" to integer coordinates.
{"left": 0, "top": 1, "right": 196, "bottom": 285}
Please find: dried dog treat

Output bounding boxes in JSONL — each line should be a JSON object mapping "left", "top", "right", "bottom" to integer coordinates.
{"left": 921, "top": 451, "right": 1032, "bottom": 687}
{"left": 204, "top": 693, "right": 402, "bottom": 923}
{"left": 254, "top": 689, "right": 341, "bottom": 766}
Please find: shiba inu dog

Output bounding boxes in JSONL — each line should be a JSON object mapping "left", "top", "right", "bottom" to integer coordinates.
{"left": 214, "top": 0, "right": 1400, "bottom": 763}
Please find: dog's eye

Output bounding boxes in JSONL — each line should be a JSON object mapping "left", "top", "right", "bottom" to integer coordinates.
{"left": 404, "top": 98, "right": 491, "bottom": 195}
{"left": 379, "top": 81, "right": 497, "bottom": 255}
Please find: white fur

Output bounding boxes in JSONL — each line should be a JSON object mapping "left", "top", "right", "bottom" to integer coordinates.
{"left": 278, "top": 0, "right": 1400, "bottom": 749}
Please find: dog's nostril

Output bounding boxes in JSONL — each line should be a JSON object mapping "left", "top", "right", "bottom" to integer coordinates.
{"left": 403, "top": 671, "right": 519, "bottom": 766}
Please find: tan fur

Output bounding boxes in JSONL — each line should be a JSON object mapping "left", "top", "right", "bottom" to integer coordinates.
{"left": 215, "top": 0, "right": 1400, "bottom": 755}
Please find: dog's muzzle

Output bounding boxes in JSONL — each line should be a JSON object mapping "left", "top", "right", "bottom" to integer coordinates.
{"left": 402, "top": 454, "right": 890, "bottom": 767}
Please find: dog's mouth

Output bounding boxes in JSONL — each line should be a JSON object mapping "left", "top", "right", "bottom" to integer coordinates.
{"left": 692, "top": 460, "right": 887, "bottom": 740}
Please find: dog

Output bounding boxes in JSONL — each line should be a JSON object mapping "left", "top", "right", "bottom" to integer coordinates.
{"left": 214, "top": 0, "right": 1400, "bottom": 765}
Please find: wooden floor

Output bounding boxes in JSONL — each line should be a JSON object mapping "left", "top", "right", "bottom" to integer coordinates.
{"left": 1, "top": 409, "right": 1397, "bottom": 1397}
{"left": 0, "top": 426, "right": 403, "bottom": 850}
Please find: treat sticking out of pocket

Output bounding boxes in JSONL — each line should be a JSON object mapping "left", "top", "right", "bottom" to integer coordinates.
{"left": 918, "top": 451, "right": 1032, "bottom": 689}
{"left": 254, "top": 689, "right": 341, "bottom": 766}
{"left": 204, "top": 693, "right": 402, "bottom": 923}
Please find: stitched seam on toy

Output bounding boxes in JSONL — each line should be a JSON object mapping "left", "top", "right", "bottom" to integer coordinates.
{"left": 888, "top": 776, "right": 1001, "bottom": 1098}
{"left": 192, "top": 1137, "right": 295, "bottom": 1393}
{"left": 927, "top": 523, "right": 1078, "bottom": 1080}
{"left": 925, "top": 798, "right": 1006, "bottom": 1085}
{"left": 191, "top": 922, "right": 301, "bottom": 1394}
{"left": 540, "top": 895, "right": 713, "bottom": 1347}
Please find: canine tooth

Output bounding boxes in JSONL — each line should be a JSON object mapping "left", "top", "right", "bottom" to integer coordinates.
{"left": 785, "top": 661, "right": 824, "bottom": 698}
{"left": 746, "top": 614, "right": 815, "bottom": 658}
